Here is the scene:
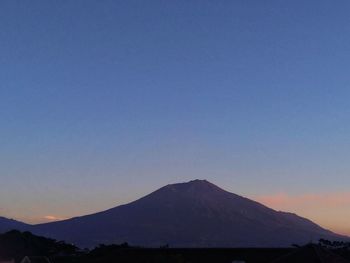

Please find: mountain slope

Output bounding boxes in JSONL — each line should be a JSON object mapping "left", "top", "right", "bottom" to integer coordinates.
{"left": 32, "top": 180, "right": 346, "bottom": 248}
{"left": 0, "top": 217, "right": 29, "bottom": 233}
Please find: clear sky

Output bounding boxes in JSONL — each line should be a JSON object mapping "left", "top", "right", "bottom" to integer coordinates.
{"left": 1, "top": 1, "right": 350, "bottom": 235}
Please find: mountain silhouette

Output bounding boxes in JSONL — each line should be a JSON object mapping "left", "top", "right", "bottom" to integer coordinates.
{"left": 28, "top": 180, "right": 346, "bottom": 248}
{"left": 0, "top": 217, "right": 29, "bottom": 233}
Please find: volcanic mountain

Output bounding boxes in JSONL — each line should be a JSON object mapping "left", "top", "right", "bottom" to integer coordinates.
{"left": 29, "top": 180, "right": 346, "bottom": 248}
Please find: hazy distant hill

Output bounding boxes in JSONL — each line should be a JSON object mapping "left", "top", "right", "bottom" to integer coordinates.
{"left": 0, "top": 217, "right": 29, "bottom": 233}
{"left": 30, "top": 180, "right": 347, "bottom": 248}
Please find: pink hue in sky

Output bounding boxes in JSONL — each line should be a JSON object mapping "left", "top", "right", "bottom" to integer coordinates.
{"left": 18, "top": 215, "right": 68, "bottom": 224}
{"left": 256, "top": 192, "right": 350, "bottom": 208}
{"left": 253, "top": 192, "right": 350, "bottom": 236}
{"left": 43, "top": 215, "right": 67, "bottom": 221}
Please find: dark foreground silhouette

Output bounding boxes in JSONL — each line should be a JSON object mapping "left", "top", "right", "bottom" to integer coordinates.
{"left": 1, "top": 231, "right": 350, "bottom": 263}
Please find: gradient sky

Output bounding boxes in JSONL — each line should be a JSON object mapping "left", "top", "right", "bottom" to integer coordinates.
{"left": 1, "top": 1, "right": 350, "bottom": 235}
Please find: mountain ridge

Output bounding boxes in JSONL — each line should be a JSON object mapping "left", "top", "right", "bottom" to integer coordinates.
{"left": 0, "top": 217, "right": 30, "bottom": 233}
{"left": 0, "top": 180, "right": 347, "bottom": 248}
{"left": 30, "top": 179, "right": 347, "bottom": 248}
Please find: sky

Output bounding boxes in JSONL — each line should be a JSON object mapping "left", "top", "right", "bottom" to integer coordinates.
{"left": 1, "top": 0, "right": 350, "bottom": 235}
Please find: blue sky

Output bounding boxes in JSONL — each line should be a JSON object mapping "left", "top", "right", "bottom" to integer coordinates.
{"left": 1, "top": 1, "right": 350, "bottom": 233}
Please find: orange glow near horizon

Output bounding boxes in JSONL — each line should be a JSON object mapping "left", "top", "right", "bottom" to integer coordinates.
{"left": 43, "top": 215, "right": 67, "bottom": 221}
{"left": 253, "top": 192, "right": 350, "bottom": 236}
{"left": 12, "top": 191, "right": 350, "bottom": 238}
{"left": 17, "top": 215, "right": 69, "bottom": 225}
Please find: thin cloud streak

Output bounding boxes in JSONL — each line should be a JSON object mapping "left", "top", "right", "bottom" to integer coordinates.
{"left": 43, "top": 215, "right": 67, "bottom": 222}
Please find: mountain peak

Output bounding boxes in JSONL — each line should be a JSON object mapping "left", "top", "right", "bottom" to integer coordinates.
{"left": 166, "top": 179, "right": 211, "bottom": 186}
{"left": 188, "top": 179, "right": 210, "bottom": 184}
{"left": 30, "top": 180, "right": 347, "bottom": 248}
{"left": 165, "top": 179, "right": 218, "bottom": 189}
{"left": 161, "top": 179, "right": 222, "bottom": 195}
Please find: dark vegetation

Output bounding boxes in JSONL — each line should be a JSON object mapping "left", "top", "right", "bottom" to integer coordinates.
{"left": 0, "top": 230, "right": 79, "bottom": 262}
{"left": 319, "top": 238, "right": 350, "bottom": 249}
{"left": 1, "top": 231, "right": 350, "bottom": 263}
{"left": 318, "top": 238, "right": 350, "bottom": 261}
{"left": 85, "top": 245, "right": 292, "bottom": 263}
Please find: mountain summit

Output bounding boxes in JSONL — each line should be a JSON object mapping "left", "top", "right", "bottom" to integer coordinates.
{"left": 31, "top": 180, "right": 345, "bottom": 248}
